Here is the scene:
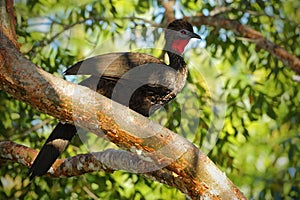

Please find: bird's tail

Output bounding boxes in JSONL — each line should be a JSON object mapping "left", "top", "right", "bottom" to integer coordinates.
{"left": 28, "top": 122, "right": 77, "bottom": 180}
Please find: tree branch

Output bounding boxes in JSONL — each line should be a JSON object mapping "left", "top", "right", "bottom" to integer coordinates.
{"left": 0, "top": 22, "right": 246, "bottom": 200}
{"left": 0, "top": 141, "right": 146, "bottom": 177}
{"left": 187, "top": 15, "right": 300, "bottom": 74}
{"left": 0, "top": 141, "right": 182, "bottom": 179}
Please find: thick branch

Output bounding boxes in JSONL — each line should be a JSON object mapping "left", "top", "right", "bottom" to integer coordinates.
{"left": 0, "top": 29, "right": 246, "bottom": 199}
{"left": 187, "top": 16, "right": 300, "bottom": 74}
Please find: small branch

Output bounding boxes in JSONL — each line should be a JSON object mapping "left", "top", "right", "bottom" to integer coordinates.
{"left": 0, "top": 141, "right": 146, "bottom": 177}
{"left": 28, "top": 16, "right": 108, "bottom": 55}
{"left": 0, "top": 141, "right": 157, "bottom": 177}
{"left": 210, "top": 6, "right": 233, "bottom": 16}
{"left": 162, "top": 0, "right": 176, "bottom": 23}
{"left": 0, "top": 141, "right": 37, "bottom": 167}
{"left": 123, "top": 16, "right": 161, "bottom": 27}
{"left": 56, "top": 148, "right": 163, "bottom": 177}
{"left": 82, "top": 186, "right": 99, "bottom": 199}
{"left": 12, "top": 118, "right": 53, "bottom": 140}
{"left": 209, "top": 6, "right": 294, "bottom": 23}
{"left": 188, "top": 16, "right": 300, "bottom": 74}
{"left": 27, "top": 16, "right": 162, "bottom": 55}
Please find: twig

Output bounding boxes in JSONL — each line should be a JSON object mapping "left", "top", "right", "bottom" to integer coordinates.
{"left": 12, "top": 118, "right": 53, "bottom": 140}
{"left": 188, "top": 15, "right": 300, "bottom": 74}
{"left": 162, "top": 0, "right": 175, "bottom": 23}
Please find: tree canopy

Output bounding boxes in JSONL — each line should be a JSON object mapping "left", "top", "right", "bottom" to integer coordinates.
{"left": 0, "top": 0, "right": 299, "bottom": 199}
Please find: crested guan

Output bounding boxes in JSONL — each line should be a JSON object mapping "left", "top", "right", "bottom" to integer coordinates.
{"left": 28, "top": 19, "right": 201, "bottom": 179}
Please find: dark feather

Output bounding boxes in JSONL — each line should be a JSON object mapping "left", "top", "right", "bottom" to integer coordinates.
{"left": 64, "top": 52, "right": 164, "bottom": 78}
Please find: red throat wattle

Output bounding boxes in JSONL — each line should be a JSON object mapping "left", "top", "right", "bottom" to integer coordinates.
{"left": 172, "top": 39, "right": 189, "bottom": 54}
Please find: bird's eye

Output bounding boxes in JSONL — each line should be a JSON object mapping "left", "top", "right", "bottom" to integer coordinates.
{"left": 180, "top": 30, "right": 187, "bottom": 35}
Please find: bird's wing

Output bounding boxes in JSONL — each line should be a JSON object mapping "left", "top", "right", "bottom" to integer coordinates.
{"left": 67, "top": 52, "right": 180, "bottom": 95}
{"left": 77, "top": 62, "right": 179, "bottom": 94}
{"left": 64, "top": 52, "right": 164, "bottom": 78}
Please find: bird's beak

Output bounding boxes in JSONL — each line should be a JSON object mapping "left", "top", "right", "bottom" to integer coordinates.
{"left": 190, "top": 32, "right": 201, "bottom": 40}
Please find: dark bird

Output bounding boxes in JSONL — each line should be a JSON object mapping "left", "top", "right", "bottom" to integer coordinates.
{"left": 28, "top": 19, "right": 201, "bottom": 179}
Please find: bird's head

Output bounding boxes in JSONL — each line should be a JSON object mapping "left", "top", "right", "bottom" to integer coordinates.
{"left": 165, "top": 19, "right": 201, "bottom": 55}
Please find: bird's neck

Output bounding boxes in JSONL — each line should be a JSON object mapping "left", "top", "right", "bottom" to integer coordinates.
{"left": 166, "top": 51, "right": 186, "bottom": 71}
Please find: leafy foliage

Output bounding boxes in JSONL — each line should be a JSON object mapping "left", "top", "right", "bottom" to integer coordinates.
{"left": 1, "top": 0, "right": 299, "bottom": 199}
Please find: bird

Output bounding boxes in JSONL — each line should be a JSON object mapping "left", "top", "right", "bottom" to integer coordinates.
{"left": 28, "top": 19, "right": 201, "bottom": 179}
